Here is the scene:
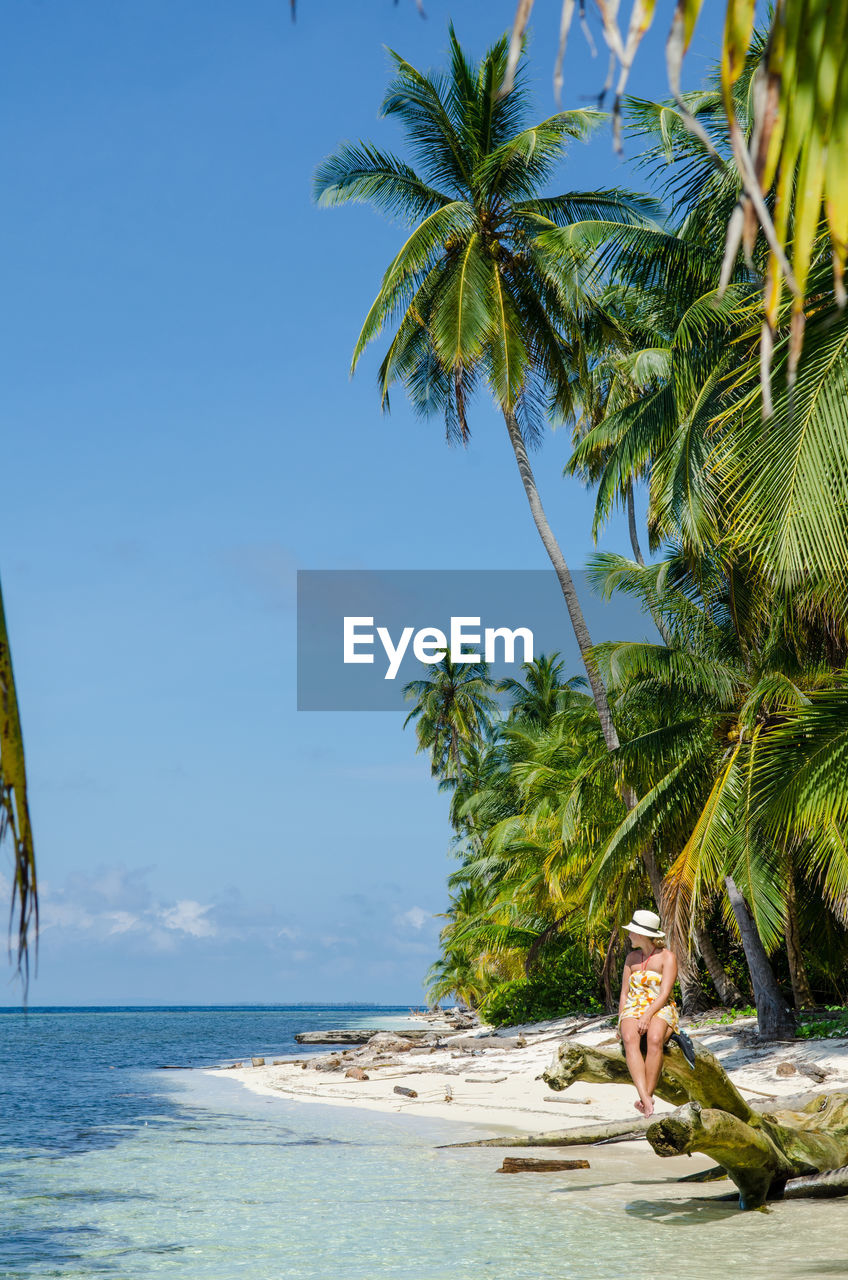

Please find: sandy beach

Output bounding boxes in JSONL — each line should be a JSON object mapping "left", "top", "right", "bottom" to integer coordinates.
{"left": 207, "top": 1012, "right": 848, "bottom": 1137}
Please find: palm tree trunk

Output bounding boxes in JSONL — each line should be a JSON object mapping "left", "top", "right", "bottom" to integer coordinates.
{"left": 638, "top": 836, "right": 663, "bottom": 903}
{"left": 785, "top": 865, "right": 815, "bottom": 1012}
{"left": 503, "top": 410, "right": 620, "bottom": 751}
{"left": 676, "top": 949, "right": 710, "bottom": 1014}
{"left": 626, "top": 486, "right": 675, "bottom": 647}
{"left": 502, "top": 413, "right": 677, "bottom": 935}
{"left": 724, "top": 875, "right": 795, "bottom": 1040}
{"left": 626, "top": 487, "right": 645, "bottom": 566}
{"left": 449, "top": 729, "right": 465, "bottom": 789}
{"left": 602, "top": 928, "right": 621, "bottom": 1012}
{"left": 693, "top": 919, "right": 744, "bottom": 1007}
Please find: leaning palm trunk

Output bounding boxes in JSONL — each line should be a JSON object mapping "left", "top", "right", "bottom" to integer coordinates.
{"left": 675, "top": 949, "right": 709, "bottom": 1015}
{"left": 503, "top": 410, "right": 620, "bottom": 751}
{"left": 725, "top": 875, "right": 795, "bottom": 1039}
{"left": 601, "top": 927, "right": 622, "bottom": 1011}
{"left": 625, "top": 489, "right": 675, "bottom": 646}
{"left": 626, "top": 488, "right": 645, "bottom": 567}
{"left": 784, "top": 866, "right": 815, "bottom": 1012}
{"left": 0, "top": 574, "right": 36, "bottom": 984}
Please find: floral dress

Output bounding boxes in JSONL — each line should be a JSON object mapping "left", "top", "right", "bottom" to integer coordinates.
{"left": 619, "top": 965, "right": 679, "bottom": 1031}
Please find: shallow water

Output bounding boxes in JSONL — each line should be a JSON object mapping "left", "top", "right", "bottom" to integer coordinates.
{"left": 1, "top": 1007, "right": 844, "bottom": 1278}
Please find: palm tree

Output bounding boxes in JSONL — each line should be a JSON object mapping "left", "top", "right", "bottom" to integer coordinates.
{"left": 401, "top": 654, "right": 497, "bottom": 790}
{"left": 425, "top": 947, "right": 485, "bottom": 1010}
{"left": 313, "top": 26, "right": 659, "bottom": 754}
{"left": 496, "top": 651, "right": 583, "bottom": 729}
{"left": 0, "top": 576, "right": 36, "bottom": 986}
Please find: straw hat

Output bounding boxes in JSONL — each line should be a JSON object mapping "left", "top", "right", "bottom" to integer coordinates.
{"left": 622, "top": 909, "right": 665, "bottom": 939}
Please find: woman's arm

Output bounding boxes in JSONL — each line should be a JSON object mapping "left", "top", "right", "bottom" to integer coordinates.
{"left": 617, "top": 955, "right": 633, "bottom": 1031}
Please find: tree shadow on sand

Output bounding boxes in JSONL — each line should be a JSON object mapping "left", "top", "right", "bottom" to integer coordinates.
{"left": 624, "top": 1194, "right": 748, "bottom": 1225}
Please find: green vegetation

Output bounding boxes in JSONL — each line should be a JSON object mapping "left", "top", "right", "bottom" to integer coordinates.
{"left": 691, "top": 1008, "right": 758, "bottom": 1029}
{"left": 318, "top": 27, "right": 848, "bottom": 1040}
{"left": 478, "top": 947, "right": 602, "bottom": 1027}
{"left": 797, "top": 1010, "right": 848, "bottom": 1040}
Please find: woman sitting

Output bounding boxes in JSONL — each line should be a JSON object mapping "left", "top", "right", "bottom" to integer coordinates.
{"left": 617, "top": 909, "right": 679, "bottom": 1118}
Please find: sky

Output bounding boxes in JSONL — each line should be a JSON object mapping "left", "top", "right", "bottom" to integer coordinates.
{"left": 0, "top": 0, "right": 737, "bottom": 1005}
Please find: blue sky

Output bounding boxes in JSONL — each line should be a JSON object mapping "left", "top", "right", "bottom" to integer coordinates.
{"left": 1, "top": 1, "right": 734, "bottom": 1005}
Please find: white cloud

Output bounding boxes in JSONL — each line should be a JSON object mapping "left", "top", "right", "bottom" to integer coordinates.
{"left": 159, "top": 900, "right": 217, "bottom": 938}
{"left": 39, "top": 901, "right": 96, "bottom": 934}
{"left": 105, "top": 911, "right": 140, "bottom": 935}
{"left": 30, "top": 870, "right": 221, "bottom": 948}
{"left": 396, "top": 906, "right": 430, "bottom": 931}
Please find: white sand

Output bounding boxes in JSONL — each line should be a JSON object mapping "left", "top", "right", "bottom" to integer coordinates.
{"left": 206, "top": 1013, "right": 848, "bottom": 1135}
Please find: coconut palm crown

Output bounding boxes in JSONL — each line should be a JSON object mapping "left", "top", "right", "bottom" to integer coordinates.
{"left": 313, "top": 26, "right": 659, "bottom": 752}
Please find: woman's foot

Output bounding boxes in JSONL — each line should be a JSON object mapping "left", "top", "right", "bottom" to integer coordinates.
{"left": 634, "top": 1098, "right": 645, "bottom": 1113}
{"left": 642, "top": 1096, "right": 655, "bottom": 1118}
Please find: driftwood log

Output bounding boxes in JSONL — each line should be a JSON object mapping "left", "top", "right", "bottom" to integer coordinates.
{"left": 543, "top": 1040, "right": 848, "bottom": 1210}
{"left": 295, "top": 1030, "right": 381, "bottom": 1044}
{"left": 497, "top": 1157, "right": 590, "bottom": 1173}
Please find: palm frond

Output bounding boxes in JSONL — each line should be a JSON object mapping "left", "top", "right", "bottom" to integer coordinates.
{"left": 351, "top": 201, "right": 475, "bottom": 372}
{"left": 0, "top": 577, "right": 36, "bottom": 988}
{"left": 477, "top": 109, "right": 605, "bottom": 199}
{"left": 514, "top": 188, "right": 664, "bottom": 228}
{"left": 382, "top": 48, "right": 474, "bottom": 194}
{"left": 313, "top": 141, "right": 452, "bottom": 220}
{"left": 723, "top": 307, "right": 848, "bottom": 582}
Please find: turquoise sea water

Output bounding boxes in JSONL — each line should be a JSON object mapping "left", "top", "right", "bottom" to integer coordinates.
{"left": 1, "top": 1006, "right": 843, "bottom": 1279}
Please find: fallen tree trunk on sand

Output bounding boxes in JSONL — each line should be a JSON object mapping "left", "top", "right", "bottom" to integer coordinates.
{"left": 783, "top": 1164, "right": 848, "bottom": 1199}
{"left": 438, "top": 1116, "right": 654, "bottom": 1149}
{"left": 543, "top": 1040, "right": 848, "bottom": 1210}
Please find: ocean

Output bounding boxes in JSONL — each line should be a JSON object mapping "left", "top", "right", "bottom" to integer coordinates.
{"left": 0, "top": 1006, "right": 840, "bottom": 1279}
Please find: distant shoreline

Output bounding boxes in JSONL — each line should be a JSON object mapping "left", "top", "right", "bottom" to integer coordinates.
{"left": 0, "top": 1002, "right": 427, "bottom": 1011}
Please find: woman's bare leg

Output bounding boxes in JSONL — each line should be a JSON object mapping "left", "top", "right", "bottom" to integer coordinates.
{"left": 619, "top": 1019, "right": 651, "bottom": 1114}
{"left": 644, "top": 1019, "right": 673, "bottom": 1100}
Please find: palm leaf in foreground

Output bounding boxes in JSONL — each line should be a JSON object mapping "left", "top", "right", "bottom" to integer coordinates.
{"left": 504, "top": 1, "right": 848, "bottom": 385}
{"left": 0, "top": 576, "right": 36, "bottom": 987}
